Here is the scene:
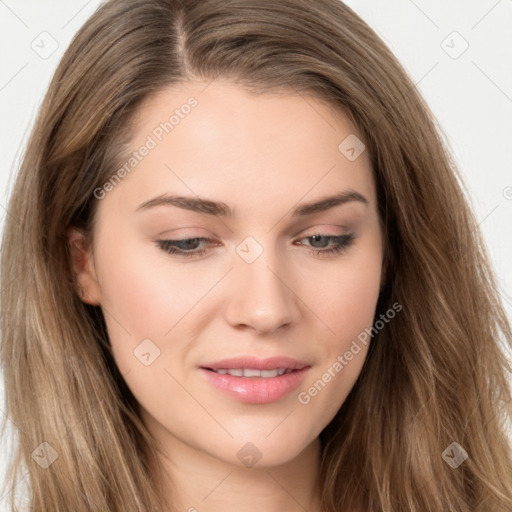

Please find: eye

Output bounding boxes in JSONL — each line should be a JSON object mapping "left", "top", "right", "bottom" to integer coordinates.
{"left": 156, "top": 233, "right": 355, "bottom": 259}
{"left": 294, "top": 233, "right": 355, "bottom": 257}
{"left": 157, "top": 237, "right": 214, "bottom": 259}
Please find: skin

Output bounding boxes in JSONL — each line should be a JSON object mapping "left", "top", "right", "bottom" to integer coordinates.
{"left": 69, "top": 79, "right": 383, "bottom": 512}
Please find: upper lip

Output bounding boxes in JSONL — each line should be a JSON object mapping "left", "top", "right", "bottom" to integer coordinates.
{"left": 201, "top": 356, "right": 310, "bottom": 371}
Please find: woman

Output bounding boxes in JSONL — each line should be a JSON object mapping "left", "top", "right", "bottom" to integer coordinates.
{"left": 1, "top": 0, "right": 511, "bottom": 510}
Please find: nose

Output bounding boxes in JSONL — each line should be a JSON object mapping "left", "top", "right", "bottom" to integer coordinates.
{"left": 224, "top": 248, "right": 301, "bottom": 335}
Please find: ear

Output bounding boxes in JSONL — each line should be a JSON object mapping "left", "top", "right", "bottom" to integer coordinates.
{"left": 67, "top": 228, "right": 101, "bottom": 306}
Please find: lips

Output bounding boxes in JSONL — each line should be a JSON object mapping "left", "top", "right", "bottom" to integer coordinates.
{"left": 199, "top": 356, "right": 311, "bottom": 404}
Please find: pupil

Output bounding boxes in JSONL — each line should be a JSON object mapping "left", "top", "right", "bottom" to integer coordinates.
{"left": 178, "top": 238, "right": 200, "bottom": 250}
{"left": 311, "top": 235, "right": 329, "bottom": 248}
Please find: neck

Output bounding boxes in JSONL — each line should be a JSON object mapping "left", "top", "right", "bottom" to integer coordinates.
{"left": 148, "top": 427, "right": 323, "bottom": 512}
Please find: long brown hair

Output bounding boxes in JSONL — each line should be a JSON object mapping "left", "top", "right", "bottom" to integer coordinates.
{"left": 2, "top": 0, "right": 511, "bottom": 510}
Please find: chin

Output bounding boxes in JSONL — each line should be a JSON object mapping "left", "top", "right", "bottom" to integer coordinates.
{"left": 207, "top": 431, "right": 318, "bottom": 469}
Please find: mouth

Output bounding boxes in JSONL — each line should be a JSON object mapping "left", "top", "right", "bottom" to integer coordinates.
{"left": 199, "top": 356, "right": 311, "bottom": 404}
{"left": 200, "top": 355, "right": 310, "bottom": 372}
{"left": 204, "top": 367, "right": 295, "bottom": 378}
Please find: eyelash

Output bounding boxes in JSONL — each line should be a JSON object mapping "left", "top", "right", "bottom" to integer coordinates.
{"left": 156, "top": 233, "right": 355, "bottom": 259}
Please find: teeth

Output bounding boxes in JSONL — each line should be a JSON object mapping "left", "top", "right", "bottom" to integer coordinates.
{"left": 213, "top": 368, "right": 291, "bottom": 378}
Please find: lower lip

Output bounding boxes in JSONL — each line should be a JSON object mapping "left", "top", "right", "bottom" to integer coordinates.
{"left": 199, "top": 367, "right": 310, "bottom": 404}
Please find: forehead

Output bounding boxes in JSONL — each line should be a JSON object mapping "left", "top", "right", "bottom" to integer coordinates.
{"left": 104, "top": 79, "right": 376, "bottom": 218}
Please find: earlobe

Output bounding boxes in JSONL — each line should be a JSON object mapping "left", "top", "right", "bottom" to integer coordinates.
{"left": 67, "top": 228, "right": 101, "bottom": 306}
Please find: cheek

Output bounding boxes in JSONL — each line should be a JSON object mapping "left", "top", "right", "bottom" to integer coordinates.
{"left": 297, "top": 242, "right": 382, "bottom": 415}
{"left": 306, "top": 243, "right": 382, "bottom": 344}
{"left": 92, "top": 231, "right": 185, "bottom": 370}
{"left": 97, "top": 257, "right": 167, "bottom": 332}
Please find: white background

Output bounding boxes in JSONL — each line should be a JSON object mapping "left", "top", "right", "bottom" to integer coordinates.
{"left": 1, "top": 0, "right": 511, "bottom": 507}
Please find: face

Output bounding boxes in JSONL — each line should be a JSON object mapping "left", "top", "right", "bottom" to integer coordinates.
{"left": 70, "top": 79, "right": 383, "bottom": 469}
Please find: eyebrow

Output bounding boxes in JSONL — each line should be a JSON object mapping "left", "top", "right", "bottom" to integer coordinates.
{"left": 136, "top": 189, "right": 368, "bottom": 217}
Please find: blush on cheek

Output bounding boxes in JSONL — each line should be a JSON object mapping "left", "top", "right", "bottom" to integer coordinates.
{"left": 309, "top": 264, "right": 381, "bottom": 337}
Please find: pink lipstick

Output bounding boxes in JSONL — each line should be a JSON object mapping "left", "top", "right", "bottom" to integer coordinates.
{"left": 200, "top": 356, "right": 311, "bottom": 404}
